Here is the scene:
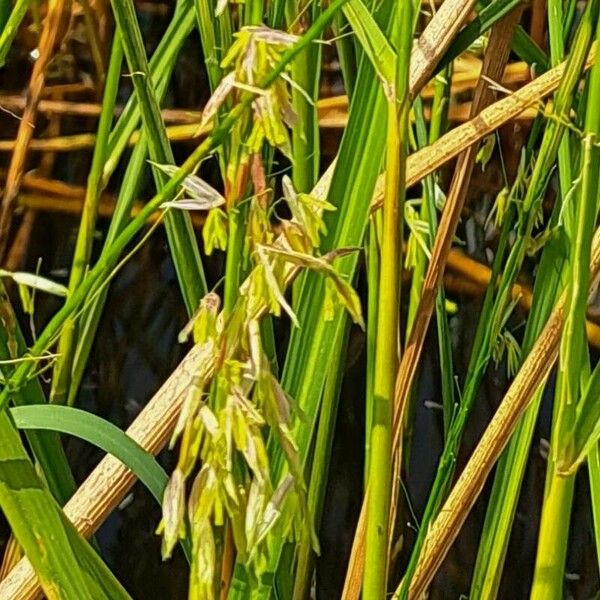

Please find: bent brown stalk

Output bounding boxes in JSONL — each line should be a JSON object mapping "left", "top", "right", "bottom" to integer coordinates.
{"left": 405, "top": 227, "right": 600, "bottom": 598}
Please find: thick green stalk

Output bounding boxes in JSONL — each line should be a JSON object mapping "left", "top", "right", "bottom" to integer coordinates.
{"left": 245, "top": 0, "right": 264, "bottom": 25}
{"left": 532, "top": 476, "right": 576, "bottom": 597}
{"left": 50, "top": 33, "right": 124, "bottom": 407}
{"left": 110, "top": 0, "right": 206, "bottom": 315}
{"left": 364, "top": 97, "right": 401, "bottom": 599}
{"left": 363, "top": 0, "right": 412, "bottom": 595}
{"left": 532, "top": 24, "right": 600, "bottom": 592}
{"left": 548, "top": 0, "right": 565, "bottom": 63}
{"left": 275, "top": 0, "right": 395, "bottom": 486}
{"left": 287, "top": 0, "right": 322, "bottom": 194}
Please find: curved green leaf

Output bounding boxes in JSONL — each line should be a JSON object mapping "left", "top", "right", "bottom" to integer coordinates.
{"left": 10, "top": 405, "right": 191, "bottom": 560}
{"left": 11, "top": 405, "right": 166, "bottom": 503}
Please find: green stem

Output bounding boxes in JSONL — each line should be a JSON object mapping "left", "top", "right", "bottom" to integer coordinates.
{"left": 68, "top": 3, "right": 193, "bottom": 405}
{"left": 531, "top": 476, "right": 576, "bottom": 597}
{"left": 50, "top": 32, "right": 124, "bottom": 407}
{"left": 245, "top": 0, "right": 264, "bottom": 25}
{"left": 532, "top": 12, "right": 600, "bottom": 587}
{"left": 223, "top": 204, "right": 248, "bottom": 315}
{"left": 363, "top": 0, "right": 412, "bottom": 594}
{"left": 286, "top": 0, "right": 321, "bottom": 308}
{"left": 194, "top": 0, "right": 224, "bottom": 91}
{"left": 288, "top": 2, "right": 321, "bottom": 194}
{"left": 104, "top": 0, "right": 195, "bottom": 176}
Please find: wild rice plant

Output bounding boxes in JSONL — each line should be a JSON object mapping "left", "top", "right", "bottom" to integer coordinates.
{"left": 1, "top": 0, "right": 600, "bottom": 598}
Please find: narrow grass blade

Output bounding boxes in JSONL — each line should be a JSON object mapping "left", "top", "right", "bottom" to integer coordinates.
{"left": 11, "top": 402, "right": 193, "bottom": 561}
{"left": 105, "top": 0, "right": 196, "bottom": 173}
{"left": 0, "top": 0, "right": 28, "bottom": 67}
{"left": 342, "top": 0, "right": 396, "bottom": 87}
{"left": 290, "top": 317, "right": 350, "bottom": 600}
{"left": 110, "top": 0, "right": 206, "bottom": 315}
{"left": 50, "top": 31, "right": 124, "bottom": 407}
